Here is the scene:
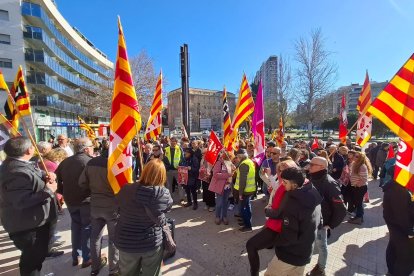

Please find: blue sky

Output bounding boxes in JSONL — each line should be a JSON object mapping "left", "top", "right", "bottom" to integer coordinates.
{"left": 57, "top": 0, "right": 414, "bottom": 94}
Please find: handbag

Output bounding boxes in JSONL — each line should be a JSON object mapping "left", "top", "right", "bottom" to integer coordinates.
{"left": 144, "top": 206, "right": 176, "bottom": 258}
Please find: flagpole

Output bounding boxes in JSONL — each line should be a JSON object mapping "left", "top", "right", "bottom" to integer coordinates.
{"left": 3, "top": 88, "right": 49, "bottom": 174}
{"left": 135, "top": 121, "right": 144, "bottom": 176}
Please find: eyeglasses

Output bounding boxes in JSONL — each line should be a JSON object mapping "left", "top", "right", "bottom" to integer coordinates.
{"left": 271, "top": 152, "right": 280, "bottom": 155}
{"left": 309, "top": 163, "right": 323, "bottom": 167}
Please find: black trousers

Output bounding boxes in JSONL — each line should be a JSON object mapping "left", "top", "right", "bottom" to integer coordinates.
{"left": 350, "top": 185, "right": 367, "bottom": 218}
{"left": 246, "top": 227, "right": 278, "bottom": 276}
{"left": 9, "top": 222, "right": 51, "bottom": 276}
{"left": 341, "top": 184, "right": 354, "bottom": 212}
{"left": 386, "top": 229, "right": 414, "bottom": 276}
{"left": 202, "top": 180, "right": 215, "bottom": 207}
{"left": 185, "top": 184, "right": 198, "bottom": 204}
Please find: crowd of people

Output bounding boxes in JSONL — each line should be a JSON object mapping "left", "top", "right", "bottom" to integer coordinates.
{"left": 0, "top": 133, "right": 413, "bottom": 276}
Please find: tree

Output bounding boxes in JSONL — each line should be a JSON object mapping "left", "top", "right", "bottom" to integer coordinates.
{"left": 294, "top": 28, "right": 337, "bottom": 137}
{"left": 276, "top": 55, "right": 293, "bottom": 125}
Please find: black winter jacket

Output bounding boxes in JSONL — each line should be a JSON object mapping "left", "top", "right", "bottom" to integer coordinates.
{"left": 179, "top": 156, "right": 200, "bottom": 186}
{"left": 0, "top": 158, "right": 57, "bottom": 234}
{"left": 115, "top": 184, "right": 173, "bottom": 253}
{"left": 310, "top": 170, "right": 346, "bottom": 229}
{"left": 267, "top": 183, "right": 322, "bottom": 266}
{"left": 383, "top": 180, "right": 414, "bottom": 237}
{"left": 56, "top": 152, "right": 92, "bottom": 206}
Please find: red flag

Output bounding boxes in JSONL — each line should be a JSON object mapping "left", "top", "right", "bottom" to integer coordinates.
{"left": 311, "top": 137, "right": 319, "bottom": 151}
{"left": 394, "top": 139, "right": 414, "bottom": 193}
{"left": 205, "top": 131, "right": 223, "bottom": 165}
{"left": 339, "top": 94, "right": 348, "bottom": 143}
{"left": 387, "top": 146, "right": 395, "bottom": 159}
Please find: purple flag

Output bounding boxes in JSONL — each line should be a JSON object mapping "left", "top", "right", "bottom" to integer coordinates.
{"left": 252, "top": 81, "right": 265, "bottom": 165}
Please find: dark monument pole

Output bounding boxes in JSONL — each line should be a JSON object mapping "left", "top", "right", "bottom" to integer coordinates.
{"left": 180, "top": 44, "right": 190, "bottom": 138}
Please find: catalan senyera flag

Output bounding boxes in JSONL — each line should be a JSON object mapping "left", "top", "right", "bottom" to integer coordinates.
{"left": 145, "top": 71, "right": 163, "bottom": 141}
{"left": 78, "top": 116, "right": 96, "bottom": 140}
{"left": 229, "top": 73, "right": 254, "bottom": 142}
{"left": 2, "top": 67, "right": 31, "bottom": 129}
{"left": 222, "top": 87, "right": 233, "bottom": 151}
{"left": 0, "top": 112, "right": 21, "bottom": 150}
{"left": 108, "top": 17, "right": 142, "bottom": 194}
{"left": 394, "top": 139, "right": 414, "bottom": 193}
{"left": 339, "top": 94, "right": 348, "bottom": 144}
{"left": 368, "top": 54, "right": 414, "bottom": 149}
{"left": 275, "top": 117, "right": 284, "bottom": 146}
{"left": 356, "top": 71, "right": 373, "bottom": 147}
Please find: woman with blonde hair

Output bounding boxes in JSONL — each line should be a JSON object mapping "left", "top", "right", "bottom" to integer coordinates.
{"left": 40, "top": 147, "right": 68, "bottom": 172}
{"left": 348, "top": 152, "right": 372, "bottom": 225}
{"left": 115, "top": 159, "right": 173, "bottom": 276}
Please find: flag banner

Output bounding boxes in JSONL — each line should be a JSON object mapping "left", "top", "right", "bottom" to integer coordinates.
{"left": 222, "top": 87, "right": 233, "bottom": 151}
{"left": 276, "top": 117, "right": 284, "bottom": 146}
{"left": 368, "top": 54, "right": 414, "bottom": 148}
{"left": 108, "top": 17, "right": 142, "bottom": 194}
{"left": 356, "top": 72, "right": 373, "bottom": 147}
{"left": 0, "top": 112, "right": 21, "bottom": 153}
{"left": 177, "top": 166, "right": 189, "bottom": 185}
{"left": 394, "top": 139, "right": 414, "bottom": 193}
{"left": 205, "top": 130, "right": 223, "bottom": 165}
{"left": 145, "top": 71, "right": 163, "bottom": 141}
{"left": 339, "top": 94, "right": 348, "bottom": 144}
{"left": 311, "top": 137, "right": 319, "bottom": 151}
{"left": 78, "top": 116, "right": 96, "bottom": 140}
{"left": 2, "top": 67, "right": 32, "bottom": 129}
{"left": 229, "top": 74, "right": 254, "bottom": 142}
{"left": 251, "top": 81, "right": 265, "bottom": 165}
{"left": 387, "top": 145, "right": 395, "bottom": 159}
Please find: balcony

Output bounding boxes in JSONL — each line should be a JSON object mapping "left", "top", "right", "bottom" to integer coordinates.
{"left": 21, "top": 1, "right": 110, "bottom": 77}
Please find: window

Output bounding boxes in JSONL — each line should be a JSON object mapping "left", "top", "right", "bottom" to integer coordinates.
{"left": 0, "top": 34, "right": 10, "bottom": 45}
{"left": 0, "top": 58, "right": 12, "bottom": 68}
{"left": 0, "top": 10, "right": 9, "bottom": 21}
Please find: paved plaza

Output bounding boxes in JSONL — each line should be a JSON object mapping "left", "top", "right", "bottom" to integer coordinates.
{"left": 0, "top": 180, "right": 407, "bottom": 275}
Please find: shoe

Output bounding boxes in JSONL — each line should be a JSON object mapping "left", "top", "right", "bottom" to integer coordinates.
{"left": 193, "top": 203, "right": 198, "bottom": 210}
{"left": 215, "top": 217, "right": 221, "bottom": 225}
{"left": 208, "top": 207, "right": 215, "bottom": 212}
{"left": 239, "top": 226, "right": 252, "bottom": 233}
{"left": 222, "top": 218, "right": 229, "bottom": 225}
{"left": 234, "top": 214, "right": 241, "bottom": 218}
{"left": 90, "top": 257, "right": 108, "bottom": 275}
{"left": 238, "top": 222, "right": 245, "bottom": 226}
{"left": 46, "top": 250, "right": 64, "bottom": 258}
{"left": 348, "top": 217, "right": 363, "bottom": 225}
{"left": 306, "top": 264, "right": 326, "bottom": 276}
{"left": 228, "top": 204, "right": 234, "bottom": 211}
{"left": 51, "top": 240, "right": 65, "bottom": 249}
{"left": 81, "top": 259, "right": 92, "bottom": 269}
{"left": 183, "top": 202, "right": 192, "bottom": 208}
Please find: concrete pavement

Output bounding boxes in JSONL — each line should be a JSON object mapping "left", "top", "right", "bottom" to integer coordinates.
{"left": 0, "top": 180, "right": 407, "bottom": 275}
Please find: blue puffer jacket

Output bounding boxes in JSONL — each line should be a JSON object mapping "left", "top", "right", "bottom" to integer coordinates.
{"left": 115, "top": 184, "right": 173, "bottom": 253}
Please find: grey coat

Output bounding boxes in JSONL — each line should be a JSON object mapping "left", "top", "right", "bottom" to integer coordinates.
{"left": 0, "top": 158, "right": 57, "bottom": 234}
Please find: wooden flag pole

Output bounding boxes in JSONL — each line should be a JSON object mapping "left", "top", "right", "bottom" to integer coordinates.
{"left": 3, "top": 88, "right": 49, "bottom": 174}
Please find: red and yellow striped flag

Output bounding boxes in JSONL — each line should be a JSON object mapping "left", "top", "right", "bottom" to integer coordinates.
{"left": 229, "top": 74, "right": 254, "bottom": 142}
{"left": 367, "top": 54, "right": 414, "bottom": 148}
{"left": 145, "top": 71, "right": 163, "bottom": 141}
{"left": 222, "top": 87, "right": 233, "bottom": 151}
{"left": 108, "top": 17, "right": 142, "bottom": 194}
{"left": 2, "top": 66, "right": 32, "bottom": 129}
{"left": 78, "top": 116, "right": 96, "bottom": 140}
{"left": 356, "top": 71, "right": 373, "bottom": 147}
{"left": 276, "top": 117, "right": 284, "bottom": 146}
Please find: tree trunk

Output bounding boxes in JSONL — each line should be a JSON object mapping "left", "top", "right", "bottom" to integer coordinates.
{"left": 307, "top": 121, "right": 312, "bottom": 138}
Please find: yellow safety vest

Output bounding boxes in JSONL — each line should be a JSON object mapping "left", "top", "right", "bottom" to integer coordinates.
{"left": 165, "top": 145, "right": 182, "bottom": 169}
{"left": 234, "top": 158, "right": 256, "bottom": 193}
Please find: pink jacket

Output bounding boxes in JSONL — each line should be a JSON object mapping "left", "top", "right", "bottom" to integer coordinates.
{"left": 208, "top": 158, "right": 233, "bottom": 195}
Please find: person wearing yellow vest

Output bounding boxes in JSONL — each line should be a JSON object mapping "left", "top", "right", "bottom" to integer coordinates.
{"left": 234, "top": 148, "right": 256, "bottom": 233}
{"left": 165, "top": 137, "right": 184, "bottom": 202}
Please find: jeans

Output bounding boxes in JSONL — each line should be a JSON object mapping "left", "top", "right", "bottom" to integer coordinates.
{"left": 90, "top": 207, "right": 119, "bottom": 273}
{"left": 67, "top": 204, "right": 91, "bottom": 262}
{"left": 315, "top": 228, "right": 328, "bottom": 269}
{"left": 9, "top": 222, "right": 51, "bottom": 276}
{"left": 119, "top": 246, "right": 163, "bottom": 276}
{"left": 351, "top": 185, "right": 368, "bottom": 218}
{"left": 215, "top": 189, "right": 231, "bottom": 219}
{"left": 246, "top": 227, "right": 278, "bottom": 276}
{"left": 241, "top": 195, "right": 253, "bottom": 228}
